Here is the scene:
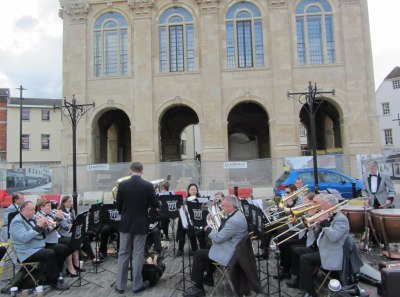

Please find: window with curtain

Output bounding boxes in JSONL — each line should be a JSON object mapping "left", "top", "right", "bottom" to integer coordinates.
{"left": 158, "top": 7, "right": 195, "bottom": 73}
{"left": 94, "top": 12, "right": 128, "bottom": 77}
{"left": 295, "top": 0, "right": 336, "bottom": 65}
{"left": 225, "top": 2, "right": 264, "bottom": 69}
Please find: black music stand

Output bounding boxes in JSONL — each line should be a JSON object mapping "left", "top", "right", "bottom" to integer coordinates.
{"left": 159, "top": 194, "right": 183, "bottom": 257}
{"left": 67, "top": 211, "right": 102, "bottom": 289}
{"left": 87, "top": 203, "right": 104, "bottom": 274}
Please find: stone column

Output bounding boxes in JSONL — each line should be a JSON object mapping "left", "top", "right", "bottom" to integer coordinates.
{"left": 267, "top": 0, "right": 298, "bottom": 158}
{"left": 196, "top": 0, "right": 226, "bottom": 161}
{"left": 59, "top": 1, "right": 91, "bottom": 165}
{"left": 128, "top": 0, "right": 156, "bottom": 162}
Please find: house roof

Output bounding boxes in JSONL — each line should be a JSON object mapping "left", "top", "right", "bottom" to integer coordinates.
{"left": 385, "top": 66, "right": 400, "bottom": 80}
{"left": 8, "top": 97, "right": 62, "bottom": 107}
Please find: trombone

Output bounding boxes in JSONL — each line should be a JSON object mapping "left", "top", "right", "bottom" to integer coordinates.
{"left": 275, "top": 200, "right": 349, "bottom": 246}
{"left": 265, "top": 203, "right": 320, "bottom": 234}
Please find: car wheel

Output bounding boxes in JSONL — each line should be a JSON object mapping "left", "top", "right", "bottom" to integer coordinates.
{"left": 355, "top": 190, "right": 362, "bottom": 198}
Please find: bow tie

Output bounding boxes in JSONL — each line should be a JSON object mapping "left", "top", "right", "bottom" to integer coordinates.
{"left": 370, "top": 174, "right": 377, "bottom": 177}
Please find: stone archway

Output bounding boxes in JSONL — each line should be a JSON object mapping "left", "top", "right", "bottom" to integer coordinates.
{"left": 300, "top": 99, "right": 342, "bottom": 153}
{"left": 94, "top": 109, "right": 131, "bottom": 163}
{"left": 227, "top": 102, "right": 270, "bottom": 160}
{"left": 160, "top": 105, "right": 199, "bottom": 161}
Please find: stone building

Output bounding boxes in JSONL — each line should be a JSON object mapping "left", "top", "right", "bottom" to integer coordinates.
{"left": 58, "top": 0, "right": 380, "bottom": 177}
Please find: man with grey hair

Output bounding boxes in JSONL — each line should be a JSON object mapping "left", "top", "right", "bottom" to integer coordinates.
{"left": 287, "top": 194, "right": 349, "bottom": 297}
{"left": 362, "top": 160, "right": 396, "bottom": 208}
{"left": 183, "top": 195, "right": 247, "bottom": 297}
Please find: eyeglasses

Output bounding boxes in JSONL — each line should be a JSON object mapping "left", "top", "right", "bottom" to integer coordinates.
{"left": 285, "top": 191, "right": 292, "bottom": 194}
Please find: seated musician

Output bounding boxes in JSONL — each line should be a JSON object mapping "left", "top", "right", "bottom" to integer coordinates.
{"left": 287, "top": 194, "right": 349, "bottom": 297}
{"left": 36, "top": 198, "right": 77, "bottom": 277}
{"left": 362, "top": 160, "right": 396, "bottom": 209}
{"left": 158, "top": 181, "right": 174, "bottom": 241}
{"left": 98, "top": 203, "right": 119, "bottom": 259}
{"left": 183, "top": 195, "right": 248, "bottom": 297}
{"left": 58, "top": 195, "right": 102, "bottom": 267}
{"left": 274, "top": 192, "right": 316, "bottom": 280}
{"left": 9, "top": 201, "right": 69, "bottom": 291}
{"left": 260, "top": 184, "right": 303, "bottom": 259}
{"left": 1, "top": 192, "right": 24, "bottom": 242}
{"left": 146, "top": 203, "right": 163, "bottom": 256}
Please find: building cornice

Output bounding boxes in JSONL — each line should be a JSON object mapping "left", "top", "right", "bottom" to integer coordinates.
{"left": 267, "top": 0, "right": 289, "bottom": 9}
{"left": 339, "top": 0, "right": 361, "bottom": 4}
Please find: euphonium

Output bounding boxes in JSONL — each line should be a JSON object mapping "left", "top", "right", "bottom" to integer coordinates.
{"left": 203, "top": 200, "right": 225, "bottom": 232}
{"left": 302, "top": 200, "right": 349, "bottom": 229}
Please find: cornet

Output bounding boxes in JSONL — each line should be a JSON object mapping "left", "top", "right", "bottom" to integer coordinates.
{"left": 51, "top": 209, "right": 71, "bottom": 220}
{"left": 33, "top": 213, "right": 57, "bottom": 231}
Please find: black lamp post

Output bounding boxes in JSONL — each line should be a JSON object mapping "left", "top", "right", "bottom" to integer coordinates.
{"left": 287, "top": 81, "right": 334, "bottom": 193}
{"left": 17, "top": 85, "right": 26, "bottom": 169}
{"left": 54, "top": 95, "right": 95, "bottom": 214}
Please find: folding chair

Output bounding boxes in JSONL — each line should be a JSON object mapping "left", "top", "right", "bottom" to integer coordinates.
{"left": 210, "top": 260, "right": 237, "bottom": 297}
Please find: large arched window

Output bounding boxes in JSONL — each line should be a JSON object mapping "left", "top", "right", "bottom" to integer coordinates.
{"left": 94, "top": 12, "right": 128, "bottom": 77}
{"left": 295, "top": 0, "right": 335, "bottom": 64}
{"left": 225, "top": 2, "right": 264, "bottom": 69}
{"left": 158, "top": 7, "right": 195, "bottom": 73}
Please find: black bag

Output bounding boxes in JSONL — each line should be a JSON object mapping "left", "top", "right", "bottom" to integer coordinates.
{"left": 1, "top": 266, "right": 47, "bottom": 292}
{"left": 142, "top": 261, "right": 166, "bottom": 287}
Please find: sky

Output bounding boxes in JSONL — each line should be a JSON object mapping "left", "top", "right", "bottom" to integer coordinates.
{"left": 0, "top": 0, "right": 399, "bottom": 99}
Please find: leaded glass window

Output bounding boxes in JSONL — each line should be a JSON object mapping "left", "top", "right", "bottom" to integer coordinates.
{"left": 158, "top": 7, "right": 195, "bottom": 73}
{"left": 226, "top": 2, "right": 264, "bottom": 69}
{"left": 295, "top": 0, "right": 336, "bottom": 65}
{"left": 94, "top": 12, "right": 128, "bottom": 77}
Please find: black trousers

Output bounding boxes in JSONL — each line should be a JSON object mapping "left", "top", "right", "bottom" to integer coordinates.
{"left": 160, "top": 217, "right": 170, "bottom": 239}
{"left": 99, "top": 224, "right": 119, "bottom": 255}
{"left": 59, "top": 235, "right": 96, "bottom": 260}
{"left": 290, "top": 245, "right": 317, "bottom": 276}
{"left": 191, "top": 249, "right": 214, "bottom": 287}
{"left": 299, "top": 251, "right": 321, "bottom": 294}
{"left": 279, "top": 236, "right": 306, "bottom": 272}
{"left": 146, "top": 227, "right": 162, "bottom": 253}
{"left": 177, "top": 218, "right": 198, "bottom": 252}
{"left": 24, "top": 244, "right": 68, "bottom": 283}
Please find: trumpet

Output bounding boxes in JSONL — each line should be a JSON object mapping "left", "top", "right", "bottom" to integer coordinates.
{"left": 33, "top": 213, "right": 57, "bottom": 231}
{"left": 51, "top": 209, "right": 71, "bottom": 220}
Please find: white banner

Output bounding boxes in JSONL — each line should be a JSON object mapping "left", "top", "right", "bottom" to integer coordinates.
{"left": 223, "top": 161, "right": 248, "bottom": 169}
{"left": 86, "top": 164, "right": 110, "bottom": 171}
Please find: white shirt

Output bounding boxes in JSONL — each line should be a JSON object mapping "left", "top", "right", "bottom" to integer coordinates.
{"left": 370, "top": 174, "right": 378, "bottom": 194}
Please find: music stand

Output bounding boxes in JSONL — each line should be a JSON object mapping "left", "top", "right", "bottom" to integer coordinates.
{"left": 87, "top": 203, "right": 105, "bottom": 274}
{"left": 67, "top": 211, "right": 102, "bottom": 288}
{"left": 159, "top": 194, "right": 183, "bottom": 256}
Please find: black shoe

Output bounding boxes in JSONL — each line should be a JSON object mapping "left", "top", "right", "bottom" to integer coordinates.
{"left": 203, "top": 277, "right": 214, "bottom": 287}
{"left": 183, "top": 286, "right": 205, "bottom": 297}
{"left": 273, "top": 271, "right": 290, "bottom": 280}
{"left": 52, "top": 280, "right": 69, "bottom": 291}
{"left": 115, "top": 287, "right": 124, "bottom": 294}
{"left": 286, "top": 276, "right": 299, "bottom": 288}
{"left": 99, "top": 252, "right": 107, "bottom": 260}
{"left": 255, "top": 251, "right": 268, "bottom": 259}
{"left": 65, "top": 268, "right": 78, "bottom": 277}
{"left": 92, "top": 258, "right": 103, "bottom": 265}
{"left": 133, "top": 280, "right": 150, "bottom": 294}
{"left": 176, "top": 250, "right": 183, "bottom": 257}
{"left": 73, "top": 264, "right": 86, "bottom": 272}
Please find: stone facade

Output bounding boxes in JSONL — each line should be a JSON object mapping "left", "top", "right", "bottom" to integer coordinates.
{"left": 58, "top": 0, "right": 380, "bottom": 176}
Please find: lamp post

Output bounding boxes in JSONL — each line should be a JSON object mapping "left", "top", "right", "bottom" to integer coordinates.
{"left": 54, "top": 95, "right": 95, "bottom": 214}
{"left": 17, "top": 85, "right": 26, "bottom": 169}
{"left": 287, "top": 81, "right": 334, "bottom": 193}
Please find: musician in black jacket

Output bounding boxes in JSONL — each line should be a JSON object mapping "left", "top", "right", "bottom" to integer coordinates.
{"left": 115, "top": 162, "right": 160, "bottom": 294}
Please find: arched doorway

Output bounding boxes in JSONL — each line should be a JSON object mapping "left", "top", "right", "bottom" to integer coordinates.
{"left": 299, "top": 99, "right": 342, "bottom": 154}
{"left": 227, "top": 102, "right": 270, "bottom": 160}
{"left": 94, "top": 109, "right": 131, "bottom": 163}
{"left": 160, "top": 106, "right": 199, "bottom": 161}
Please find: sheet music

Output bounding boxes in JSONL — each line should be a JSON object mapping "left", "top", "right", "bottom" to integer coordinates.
{"left": 179, "top": 208, "right": 189, "bottom": 229}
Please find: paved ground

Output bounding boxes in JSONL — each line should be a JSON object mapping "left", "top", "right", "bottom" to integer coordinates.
{"left": 0, "top": 233, "right": 385, "bottom": 297}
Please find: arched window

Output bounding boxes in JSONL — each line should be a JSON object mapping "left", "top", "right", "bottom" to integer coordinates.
{"left": 94, "top": 12, "right": 128, "bottom": 77}
{"left": 295, "top": 0, "right": 335, "bottom": 64}
{"left": 225, "top": 2, "right": 264, "bottom": 69}
{"left": 158, "top": 7, "right": 195, "bottom": 73}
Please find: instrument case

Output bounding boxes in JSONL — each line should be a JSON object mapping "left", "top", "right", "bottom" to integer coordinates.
{"left": 381, "top": 266, "right": 400, "bottom": 297}
{"left": 378, "top": 260, "right": 400, "bottom": 271}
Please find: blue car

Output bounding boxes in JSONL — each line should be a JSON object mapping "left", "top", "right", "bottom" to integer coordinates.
{"left": 273, "top": 168, "right": 363, "bottom": 199}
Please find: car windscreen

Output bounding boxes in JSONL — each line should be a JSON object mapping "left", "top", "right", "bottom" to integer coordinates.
{"left": 277, "top": 172, "right": 290, "bottom": 182}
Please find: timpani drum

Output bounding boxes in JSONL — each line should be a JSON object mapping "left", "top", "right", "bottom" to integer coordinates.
{"left": 370, "top": 209, "right": 400, "bottom": 259}
{"left": 341, "top": 205, "right": 372, "bottom": 234}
